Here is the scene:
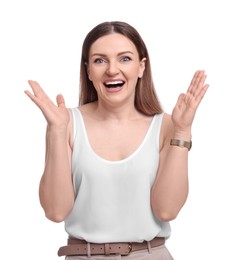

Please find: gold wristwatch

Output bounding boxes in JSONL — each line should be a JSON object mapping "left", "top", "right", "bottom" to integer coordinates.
{"left": 170, "top": 139, "right": 192, "bottom": 151}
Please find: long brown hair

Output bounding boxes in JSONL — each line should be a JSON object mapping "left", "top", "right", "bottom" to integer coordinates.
{"left": 79, "top": 21, "right": 163, "bottom": 116}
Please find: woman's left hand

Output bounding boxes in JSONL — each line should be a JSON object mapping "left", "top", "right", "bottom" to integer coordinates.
{"left": 171, "top": 70, "right": 209, "bottom": 135}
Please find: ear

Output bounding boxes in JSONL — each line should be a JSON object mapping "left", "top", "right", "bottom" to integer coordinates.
{"left": 138, "top": 58, "right": 146, "bottom": 78}
{"left": 88, "top": 73, "right": 92, "bottom": 81}
{"left": 86, "top": 63, "right": 92, "bottom": 81}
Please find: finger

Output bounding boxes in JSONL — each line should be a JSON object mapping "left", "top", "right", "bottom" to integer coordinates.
{"left": 194, "top": 84, "right": 209, "bottom": 106}
{"left": 188, "top": 70, "right": 201, "bottom": 91}
{"left": 24, "top": 88, "right": 46, "bottom": 109}
{"left": 24, "top": 89, "right": 37, "bottom": 102}
{"left": 192, "top": 73, "right": 207, "bottom": 97}
{"left": 27, "top": 80, "right": 46, "bottom": 97}
{"left": 25, "top": 80, "right": 53, "bottom": 110}
{"left": 56, "top": 94, "right": 66, "bottom": 108}
{"left": 187, "top": 70, "right": 204, "bottom": 94}
{"left": 176, "top": 93, "right": 186, "bottom": 109}
{"left": 188, "top": 72, "right": 206, "bottom": 97}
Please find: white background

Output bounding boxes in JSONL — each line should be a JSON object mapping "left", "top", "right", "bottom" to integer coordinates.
{"left": 1, "top": 0, "right": 234, "bottom": 259}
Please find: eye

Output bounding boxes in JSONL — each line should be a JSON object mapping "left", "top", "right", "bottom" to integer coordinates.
{"left": 121, "top": 56, "right": 131, "bottom": 62}
{"left": 94, "top": 58, "right": 106, "bottom": 64}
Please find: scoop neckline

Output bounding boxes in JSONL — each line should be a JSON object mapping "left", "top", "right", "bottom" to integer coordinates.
{"left": 75, "top": 108, "right": 156, "bottom": 164}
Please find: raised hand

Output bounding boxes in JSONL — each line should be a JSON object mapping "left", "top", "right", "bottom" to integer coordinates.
{"left": 171, "top": 70, "right": 209, "bottom": 135}
{"left": 24, "top": 80, "right": 69, "bottom": 128}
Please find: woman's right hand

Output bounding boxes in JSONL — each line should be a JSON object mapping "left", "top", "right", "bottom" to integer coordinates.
{"left": 25, "top": 80, "right": 69, "bottom": 128}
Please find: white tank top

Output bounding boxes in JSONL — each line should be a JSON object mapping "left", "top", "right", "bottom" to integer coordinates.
{"left": 65, "top": 108, "right": 171, "bottom": 243}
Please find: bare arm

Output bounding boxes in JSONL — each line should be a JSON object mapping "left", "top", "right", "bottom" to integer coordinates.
{"left": 25, "top": 81, "right": 74, "bottom": 222}
{"left": 151, "top": 70, "right": 209, "bottom": 221}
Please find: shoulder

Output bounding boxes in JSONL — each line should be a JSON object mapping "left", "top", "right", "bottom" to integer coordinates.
{"left": 78, "top": 102, "right": 98, "bottom": 118}
{"left": 67, "top": 104, "right": 92, "bottom": 148}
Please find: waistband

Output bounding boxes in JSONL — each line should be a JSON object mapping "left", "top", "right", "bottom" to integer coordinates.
{"left": 58, "top": 237, "right": 165, "bottom": 257}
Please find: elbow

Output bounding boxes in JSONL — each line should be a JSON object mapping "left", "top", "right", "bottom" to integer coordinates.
{"left": 45, "top": 213, "right": 65, "bottom": 223}
{"left": 155, "top": 210, "right": 178, "bottom": 222}
{"left": 39, "top": 195, "right": 74, "bottom": 223}
{"left": 151, "top": 193, "right": 188, "bottom": 222}
{"left": 151, "top": 200, "right": 182, "bottom": 222}
{"left": 42, "top": 203, "right": 73, "bottom": 223}
{"left": 44, "top": 210, "right": 70, "bottom": 223}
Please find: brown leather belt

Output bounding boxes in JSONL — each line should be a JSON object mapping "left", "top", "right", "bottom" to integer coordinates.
{"left": 58, "top": 237, "right": 165, "bottom": 256}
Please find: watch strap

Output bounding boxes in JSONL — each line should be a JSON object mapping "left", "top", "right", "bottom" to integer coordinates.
{"left": 170, "top": 139, "right": 192, "bottom": 151}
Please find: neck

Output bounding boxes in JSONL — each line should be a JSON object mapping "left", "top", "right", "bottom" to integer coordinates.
{"left": 93, "top": 100, "right": 141, "bottom": 121}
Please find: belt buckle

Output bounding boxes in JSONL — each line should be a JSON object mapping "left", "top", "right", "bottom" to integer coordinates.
{"left": 127, "top": 243, "right": 132, "bottom": 254}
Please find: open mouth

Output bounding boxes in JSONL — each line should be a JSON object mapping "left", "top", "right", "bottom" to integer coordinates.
{"left": 104, "top": 81, "right": 125, "bottom": 88}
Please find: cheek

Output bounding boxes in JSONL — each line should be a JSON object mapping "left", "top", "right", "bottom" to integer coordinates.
{"left": 88, "top": 67, "right": 103, "bottom": 82}
{"left": 92, "top": 82, "right": 104, "bottom": 93}
{"left": 88, "top": 71, "right": 96, "bottom": 82}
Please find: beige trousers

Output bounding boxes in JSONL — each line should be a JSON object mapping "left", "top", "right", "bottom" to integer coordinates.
{"left": 65, "top": 245, "right": 173, "bottom": 260}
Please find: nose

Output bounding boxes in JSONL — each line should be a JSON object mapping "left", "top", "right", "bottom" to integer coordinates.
{"left": 106, "top": 60, "right": 119, "bottom": 75}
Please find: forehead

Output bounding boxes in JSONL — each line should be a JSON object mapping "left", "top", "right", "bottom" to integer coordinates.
{"left": 89, "top": 33, "right": 138, "bottom": 56}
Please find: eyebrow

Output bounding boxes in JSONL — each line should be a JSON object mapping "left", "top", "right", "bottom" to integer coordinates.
{"left": 90, "top": 51, "right": 134, "bottom": 58}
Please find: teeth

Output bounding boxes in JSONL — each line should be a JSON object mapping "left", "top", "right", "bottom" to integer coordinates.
{"left": 105, "top": 81, "right": 124, "bottom": 85}
{"left": 104, "top": 80, "right": 125, "bottom": 88}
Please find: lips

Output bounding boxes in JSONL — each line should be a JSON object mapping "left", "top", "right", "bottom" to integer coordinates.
{"left": 104, "top": 80, "right": 125, "bottom": 88}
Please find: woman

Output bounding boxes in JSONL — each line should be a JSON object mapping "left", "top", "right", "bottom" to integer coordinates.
{"left": 25, "top": 21, "right": 209, "bottom": 259}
